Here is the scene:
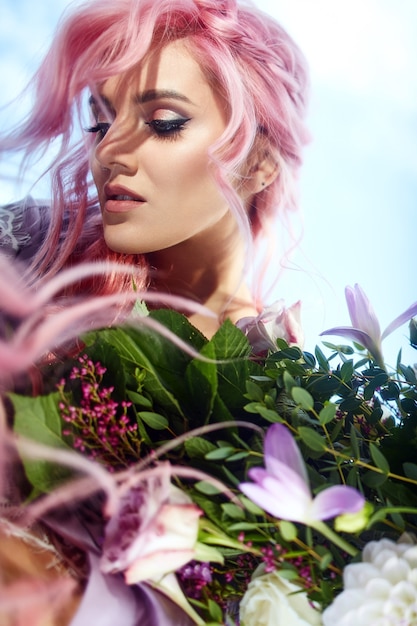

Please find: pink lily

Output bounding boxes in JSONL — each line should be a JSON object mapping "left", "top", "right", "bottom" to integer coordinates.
{"left": 240, "top": 423, "right": 364, "bottom": 525}
{"left": 101, "top": 463, "right": 202, "bottom": 584}
{"left": 237, "top": 300, "right": 304, "bottom": 354}
{"left": 321, "top": 284, "right": 417, "bottom": 367}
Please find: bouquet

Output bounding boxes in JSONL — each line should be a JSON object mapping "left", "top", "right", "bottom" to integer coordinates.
{"left": 2, "top": 263, "right": 417, "bottom": 626}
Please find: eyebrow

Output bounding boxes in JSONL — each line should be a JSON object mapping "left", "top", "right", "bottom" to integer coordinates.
{"left": 134, "top": 89, "right": 194, "bottom": 105}
{"left": 89, "top": 89, "right": 194, "bottom": 110}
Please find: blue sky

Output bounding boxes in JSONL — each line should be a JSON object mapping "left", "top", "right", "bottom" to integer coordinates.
{"left": 1, "top": 0, "right": 416, "bottom": 365}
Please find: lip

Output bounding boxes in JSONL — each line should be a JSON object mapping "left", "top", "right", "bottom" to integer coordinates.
{"left": 103, "top": 183, "right": 146, "bottom": 213}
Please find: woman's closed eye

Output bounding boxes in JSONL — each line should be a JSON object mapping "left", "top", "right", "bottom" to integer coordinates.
{"left": 145, "top": 117, "right": 191, "bottom": 139}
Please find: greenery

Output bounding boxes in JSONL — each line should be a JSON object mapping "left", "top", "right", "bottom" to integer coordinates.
{"left": 10, "top": 306, "right": 417, "bottom": 623}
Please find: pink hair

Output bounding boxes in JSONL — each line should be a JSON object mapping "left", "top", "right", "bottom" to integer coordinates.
{"left": 0, "top": 0, "right": 309, "bottom": 300}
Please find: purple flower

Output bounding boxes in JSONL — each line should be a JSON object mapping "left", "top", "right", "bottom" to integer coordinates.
{"left": 240, "top": 423, "right": 364, "bottom": 525}
{"left": 237, "top": 300, "right": 304, "bottom": 354}
{"left": 321, "top": 284, "right": 417, "bottom": 367}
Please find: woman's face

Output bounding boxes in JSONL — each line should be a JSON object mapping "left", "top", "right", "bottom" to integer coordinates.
{"left": 90, "top": 39, "right": 233, "bottom": 255}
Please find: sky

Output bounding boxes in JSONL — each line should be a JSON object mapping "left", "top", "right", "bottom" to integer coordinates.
{"left": 0, "top": 0, "right": 416, "bottom": 366}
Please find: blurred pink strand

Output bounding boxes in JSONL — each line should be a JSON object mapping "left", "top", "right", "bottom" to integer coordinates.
{"left": 0, "top": 255, "right": 219, "bottom": 381}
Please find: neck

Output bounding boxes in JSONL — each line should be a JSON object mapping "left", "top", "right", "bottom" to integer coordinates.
{"left": 146, "top": 215, "right": 258, "bottom": 337}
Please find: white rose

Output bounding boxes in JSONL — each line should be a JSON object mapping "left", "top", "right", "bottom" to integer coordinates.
{"left": 240, "top": 570, "right": 322, "bottom": 626}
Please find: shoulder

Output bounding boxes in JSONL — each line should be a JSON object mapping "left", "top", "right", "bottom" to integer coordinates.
{"left": 0, "top": 196, "right": 51, "bottom": 261}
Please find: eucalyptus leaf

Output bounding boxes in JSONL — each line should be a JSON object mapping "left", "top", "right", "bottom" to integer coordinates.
{"left": 403, "top": 462, "right": 417, "bottom": 482}
{"left": 319, "top": 402, "right": 337, "bottom": 425}
{"left": 205, "top": 447, "right": 235, "bottom": 460}
{"left": 138, "top": 411, "right": 169, "bottom": 430}
{"left": 370, "top": 443, "right": 390, "bottom": 474}
{"left": 298, "top": 427, "right": 326, "bottom": 452}
{"left": 291, "top": 387, "right": 314, "bottom": 411}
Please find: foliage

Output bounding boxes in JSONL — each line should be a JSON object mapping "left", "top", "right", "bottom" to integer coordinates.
{"left": 10, "top": 306, "right": 417, "bottom": 623}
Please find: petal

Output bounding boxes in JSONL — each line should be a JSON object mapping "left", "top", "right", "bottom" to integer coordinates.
{"left": 282, "top": 300, "right": 304, "bottom": 347}
{"left": 239, "top": 481, "right": 311, "bottom": 523}
{"left": 382, "top": 300, "right": 417, "bottom": 340}
{"left": 125, "top": 549, "right": 196, "bottom": 584}
{"left": 310, "top": 485, "right": 365, "bottom": 521}
{"left": 264, "top": 423, "right": 309, "bottom": 484}
{"left": 248, "top": 465, "right": 311, "bottom": 503}
{"left": 319, "top": 326, "right": 382, "bottom": 363}
{"left": 346, "top": 284, "right": 381, "bottom": 340}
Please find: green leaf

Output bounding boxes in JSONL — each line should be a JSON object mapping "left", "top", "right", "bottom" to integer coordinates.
{"left": 298, "top": 427, "right": 326, "bottom": 452}
{"left": 315, "top": 345, "right": 329, "bottom": 371}
{"left": 283, "top": 371, "right": 297, "bottom": 394}
{"left": 363, "top": 372, "right": 389, "bottom": 401}
{"left": 138, "top": 411, "right": 169, "bottom": 430}
{"left": 205, "top": 447, "right": 235, "bottom": 460}
{"left": 185, "top": 340, "right": 217, "bottom": 422}
{"left": 126, "top": 390, "right": 153, "bottom": 408}
{"left": 399, "top": 364, "right": 417, "bottom": 385}
{"left": 350, "top": 425, "right": 360, "bottom": 458}
{"left": 208, "top": 599, "right": 223, "bottom": 622}
{"left": 245, "top": 380, "right": 264, "bottom": 402}
{"left": 91, "top": 327, "right": 186, "bottom": 416}
{"left": 184, "top": 437, "right": 216, "bottom": 458}
{"left": 195, "top": 481, "right": 221, "bottom": 495}
{"left": 370, "top": 443, "right": 390, "bottom": 474}
{"left": 340, "top": 360, "right": 354, "bottom": 382}
{"left": 291, "top": 387, "right": 314, "bottom": 411}
{"left": 280, "top": 521, "right": 297, "bottom": 541}
{"left": 226, "top": 451, "right": 249, "bottom": 462}
{"left": 221, "top": 503, "right": 245, "bottom": 520}
{"left": 319, "top": 403, "right": 337, "bottom": 425}
{"left": 244, "top": 402, "right": 280, "bottom": 422}
{"left": 10, "top": 392, "right": 73, "bottom": 493}
{"left": 211, "top": 319, "right": 252, "bottom": 360}
{"left": 239, "top": 496, "right": 265, "bottom": 516}
{"left": 362, "top": 470, "right": 387, "bottom": 488}
{"left": 403, "top": 462, "right": 417, "bottom": 482}
{"left": 339, "top": 397, "right": 363, "bottom": 413}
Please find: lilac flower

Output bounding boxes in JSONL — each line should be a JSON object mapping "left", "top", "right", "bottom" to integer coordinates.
{"left": 237, "top": 300, "right": 304, "bottom": 354}
{"left": 321, "top": 284, "right": 417, "bottom": 367}
{"left": 239, "top": 423, "right": 364, "bottom": 525}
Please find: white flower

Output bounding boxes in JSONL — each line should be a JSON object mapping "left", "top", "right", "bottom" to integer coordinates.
{"left": 240, "top": 569, "right": 322, "bottom": 626}
{"left": 322, "top": 534, "right": 417, "bottom": 626}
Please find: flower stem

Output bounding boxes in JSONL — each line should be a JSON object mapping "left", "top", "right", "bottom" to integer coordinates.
{"left": 310, "top": 520, "right": 358, "bottom": 557}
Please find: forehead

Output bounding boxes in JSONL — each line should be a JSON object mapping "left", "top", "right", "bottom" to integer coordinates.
{"left": 99, "top": 39, "right": 220, "bottom": 108}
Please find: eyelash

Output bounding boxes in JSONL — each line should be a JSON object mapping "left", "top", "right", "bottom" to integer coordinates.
{"left": 145, "top": 118, "right": 191, "bottom": 139}
{"left": 86, "top": 118, "right": 191, "bottom": 141}
{"left": 86, "top": 122, "right": 111, "bottom": 140}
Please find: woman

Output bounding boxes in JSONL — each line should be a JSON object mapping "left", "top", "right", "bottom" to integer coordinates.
{"left": 0, "top": 0, "right": 309, "bottom": 337}
{"left": 0, "top": 0, "right": 309, "bottom": 623}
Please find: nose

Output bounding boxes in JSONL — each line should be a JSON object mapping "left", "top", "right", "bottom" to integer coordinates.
{"left": 93, "top": 120, "right": 140, "bottom": 175}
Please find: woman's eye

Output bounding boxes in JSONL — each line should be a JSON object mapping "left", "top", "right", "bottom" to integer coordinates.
{"left": 85, "top": 122, "right": 111, "bottom": 140}
{"left": 145, "top": 117, "right": 191, "bottom": 138}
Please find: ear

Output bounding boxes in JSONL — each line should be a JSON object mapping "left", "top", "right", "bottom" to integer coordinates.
{"left": 248, "top": 149, "right": 279, "bottom": 194}
{"left": 240, "top": 140, "right": 279, "bottom": 200}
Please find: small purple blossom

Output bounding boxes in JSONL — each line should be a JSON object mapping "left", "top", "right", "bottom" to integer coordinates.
{"left": 240, "top": 423, "right": 364, "bottom": 525}
{"left": 57, "top": 355, "right": 138, "bottom": 466}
